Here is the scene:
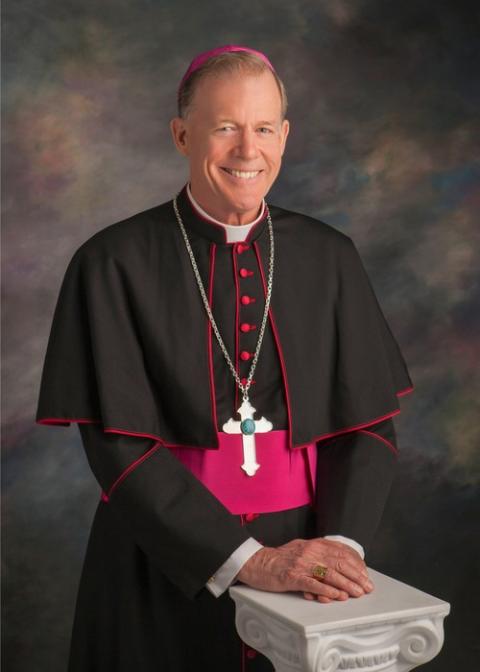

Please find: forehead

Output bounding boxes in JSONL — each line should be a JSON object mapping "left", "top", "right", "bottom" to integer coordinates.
{"left": 191, "top": 69, "right": 282, "bottom": 119}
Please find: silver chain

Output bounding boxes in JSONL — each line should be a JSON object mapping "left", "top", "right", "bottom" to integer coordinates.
{"left": 172, "top": 194, "right": 274, "bottom": 403}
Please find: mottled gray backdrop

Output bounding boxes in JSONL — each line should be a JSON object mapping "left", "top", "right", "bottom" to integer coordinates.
{"left": 3, "top": 1, "right": 479, "bottom": 670}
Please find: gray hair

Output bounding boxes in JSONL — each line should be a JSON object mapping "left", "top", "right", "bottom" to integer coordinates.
{"left": 178, "top": 51, "right": 288, "bottom": 121}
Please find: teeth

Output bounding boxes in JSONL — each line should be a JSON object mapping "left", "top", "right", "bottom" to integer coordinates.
{"left": 225, "top": 168, "right": 260, "bottom": 179}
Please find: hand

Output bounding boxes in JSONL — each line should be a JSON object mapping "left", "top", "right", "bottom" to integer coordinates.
{"left": 235, "top": 538, "right": 374, "bottom": 603}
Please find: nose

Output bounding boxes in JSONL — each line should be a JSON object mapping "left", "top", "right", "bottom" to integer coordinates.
{"left": 236, "top": 128, "right": 259, "bottom": 160}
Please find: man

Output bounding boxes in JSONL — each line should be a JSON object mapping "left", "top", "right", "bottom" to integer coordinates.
{"left": 36, "top": 45, "right": 413, "bottom": 671}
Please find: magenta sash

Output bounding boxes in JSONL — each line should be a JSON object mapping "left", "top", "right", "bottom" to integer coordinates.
{"left": 168, "top": 430, "right": 317, "bottom": 514}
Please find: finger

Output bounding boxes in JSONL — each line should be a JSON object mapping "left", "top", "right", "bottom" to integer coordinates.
{"left": 317, "top": 589, "right": 348, "bottom": 602}
{"left": 303, "top": 539, "right": 369, "bottom": 580}
{"left": 319, "top": 566, "right": 366, "bottom": 597}
{"left": 317, "top": 548, "right": 368, "bottom": 581}
{"left": 321, "top": 554, "right": 369, "bottom": 584}
{"left": 322, "top": 541, "right": 368, "bottom": 570}
{"left": 330, "top": 558, "right": 374, "bottom": 593}
{"left": 303, "top": 591, "right": 342, "bottom": 603}
{"left": 333, "top": 590, "right": 349, "bottom": 601}
{"left": 299, "top": 576, "right": 350, "bottom": 600}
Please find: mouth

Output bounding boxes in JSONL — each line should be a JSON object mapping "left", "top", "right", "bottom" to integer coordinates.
{"left": 221, "top": 167, "right": 263, "bottom": 180}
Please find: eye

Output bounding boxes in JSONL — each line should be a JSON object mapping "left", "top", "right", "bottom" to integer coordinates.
{"left": 218, "top": 125, "right": 235, "bottom": 132}
{"left": 258, "top": 127, "right": 273, "bottom": 134}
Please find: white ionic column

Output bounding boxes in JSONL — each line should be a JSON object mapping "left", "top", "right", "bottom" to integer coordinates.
{"left": 229, "top": 568, "right": 450, "bottom": 672}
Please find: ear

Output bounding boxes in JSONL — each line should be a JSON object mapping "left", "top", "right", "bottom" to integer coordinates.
{"left": 279, "top": 118, "right": 290, "bottom": 157}
{"left": 170, "top": 117, "right": 190, "bottom": 157}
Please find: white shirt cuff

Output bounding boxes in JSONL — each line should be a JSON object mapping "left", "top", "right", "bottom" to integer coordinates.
{"left": 206, "top": 537, "right": 263, "bottom": 597}
{"left": 324, "top": 534, "right": 365, "bottom": 559}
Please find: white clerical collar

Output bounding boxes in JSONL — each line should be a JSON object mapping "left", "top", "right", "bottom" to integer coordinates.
{"left": 186, "top": 182, "right": 266, "bottom": 243}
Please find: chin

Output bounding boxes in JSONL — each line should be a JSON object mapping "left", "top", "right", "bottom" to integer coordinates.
{"left": 225, "top": 194, "right": 262, "bottom": 213}
{"left": 224, "top": 184, "right": 266, "bottom": 204}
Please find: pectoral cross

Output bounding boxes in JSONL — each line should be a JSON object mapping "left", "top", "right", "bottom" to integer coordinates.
{"left": 222, "top": 399, "right": 273, "bottom": 476}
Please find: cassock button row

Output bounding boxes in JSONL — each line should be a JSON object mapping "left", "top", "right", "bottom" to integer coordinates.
{"left": 246, "top": 648, "right": 257, "bottom": 659}
{"left": 239, "top": 268, "right": 254, "bottom": 278}
{"left": 235, "top": 243, "right": 250, "bottom": 254}
{"left": 241, "top": 295, "right": 256, "bottom": 305}
{"left": 240, "top": 351, "right": 252, "bottom": 361}
{"left": 240, "top": 323, "right": 256, "bottom": 332}
{"left": 244, "top": 513, "right": 260, "bottom": 522}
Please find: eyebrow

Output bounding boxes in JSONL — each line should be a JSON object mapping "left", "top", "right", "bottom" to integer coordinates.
{"left": 216, "top": 119, "right": 276, "bottom": 126}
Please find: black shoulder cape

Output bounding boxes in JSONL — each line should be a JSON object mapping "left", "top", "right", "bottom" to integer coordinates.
{"left": 36, "top": 184, "right": 413, "bottom": 448}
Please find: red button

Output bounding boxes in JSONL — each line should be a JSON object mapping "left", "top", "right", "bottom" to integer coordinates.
{"left": 245, "top": 513, "right": 260, "bottom": 522}
{"left": 246, "top": 648, "right": 257, "bottom": 659}
{"left": 239, "top": 268, "right": 254, "bottom": 278}
{"left": 240, "top": 377, "right": 256, "bottom": 385}
{"left": 235, "top": 243, "right": 250, "bottom": 254}
{"left": 241, "top": 295, "right": 256, "bottom": 305}
{"left": 240, "top": 350, "right": 252, "bottom": 361}
{"left": 240, "top": 323, "right": 256, "bottom": 332}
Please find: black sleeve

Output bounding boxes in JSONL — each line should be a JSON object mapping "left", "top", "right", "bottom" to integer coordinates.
{"left": 77, "top": 422, "right": 250, "bottom": 600}
{"left": 315, "top": 417, "right": 398, "bottom": 553}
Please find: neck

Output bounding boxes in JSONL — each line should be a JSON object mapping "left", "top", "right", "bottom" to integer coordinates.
{"left": 187, "top": 183, "right": 264, "bottom": 226}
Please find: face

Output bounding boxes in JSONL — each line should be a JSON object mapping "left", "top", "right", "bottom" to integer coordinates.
{"left": 170, "top": 69, "right": 290, "bottom": 224}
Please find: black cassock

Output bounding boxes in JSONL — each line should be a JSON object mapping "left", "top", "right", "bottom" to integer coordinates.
{"left": 36, "top": 183, "right": 414, "bottom": 671}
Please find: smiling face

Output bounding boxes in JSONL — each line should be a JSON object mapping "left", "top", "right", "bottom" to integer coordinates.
{"left": 170, "top": 69, "right": 290, "bottom": 224}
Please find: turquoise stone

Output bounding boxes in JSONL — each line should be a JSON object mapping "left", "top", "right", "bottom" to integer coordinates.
{"left": 240, "top": 418, "right": 256, "bottom": 435}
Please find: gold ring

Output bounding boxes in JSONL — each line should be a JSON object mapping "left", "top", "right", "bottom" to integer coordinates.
{"left": 312, "top": 564, "right": 328, "bottom": 581}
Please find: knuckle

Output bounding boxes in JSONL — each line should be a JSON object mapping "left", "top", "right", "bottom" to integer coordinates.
{"left": 285, "top": 568, "right": 297, "bottom": 583}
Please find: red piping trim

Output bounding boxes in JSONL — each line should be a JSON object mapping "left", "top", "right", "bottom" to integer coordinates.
{"left": 101, "top": 440, "right": 161, "bottom": 502}
{"left": 245, "top": 203, "right": 268, "bottom": 243}
{"left": 36, "top": 418, "right": 237, "bottom": 450}
{"left": 37, "top": 389, "right": 412, "bottom": 429}
{"left": 104, "top": 428, "right": 218, "bottom": 451}
{"left": 232, "top": 245, "right": 241, "bottom": 411}
{"left": 358, "top": 429, "right": 398, "bottom": 456}
{"left": 397, "top": 386, "right": 414, "bottom": 397}
{"left": 207, "top": 244, "right": 219, "bottom": 439}
{"left": 253, "top": 241, "right": 294, "bottom": 449}
{"left": 37, "top": 392, "right": 413, "bottom": 450}
{"left": 245, "top": 201, "right": 269, "bottom": 243}
{"left": 312, "top": 409, "right": 402, "bottom": 449}
{"left": 36, "top": 409, "right": 407, "bottom": 452}
{"left": 103, "top": 427, "right": 166, "bottom": 441}
{"left": 36, "top": 417, "right": 100, "bottom": 425}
